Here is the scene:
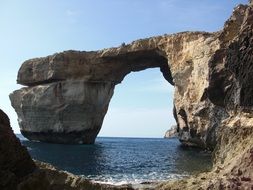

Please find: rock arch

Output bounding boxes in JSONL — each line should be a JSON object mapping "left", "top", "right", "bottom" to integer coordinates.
{"left": 10, "top": 31, "right": 223, "bottom": 148}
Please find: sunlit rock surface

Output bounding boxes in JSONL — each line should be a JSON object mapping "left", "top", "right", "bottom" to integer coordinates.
{"left": 10, "top": 81, "right": 114, "bottom": 144}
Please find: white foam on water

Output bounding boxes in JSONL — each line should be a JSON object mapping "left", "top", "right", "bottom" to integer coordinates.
{"left": 83, "top": 172, "right": 188, "bottom": 186}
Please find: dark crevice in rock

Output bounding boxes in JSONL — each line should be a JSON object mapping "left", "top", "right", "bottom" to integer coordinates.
{"left": 173, "top": 105, "right": 179, "bottom": 132}
{"left": 178, "top": 108, "right": 189, "bottom": 129}
{"left": 160, "top": 61, "right": 174, "bottom": 86}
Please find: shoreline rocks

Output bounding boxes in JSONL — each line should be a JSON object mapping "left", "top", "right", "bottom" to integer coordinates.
{"left": 0, "top": 108, "right": 136, "bottom": 190}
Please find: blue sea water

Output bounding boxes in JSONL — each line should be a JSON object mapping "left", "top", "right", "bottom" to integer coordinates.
{"left": 17, "top": 135, "right": 212, "bottom": 185}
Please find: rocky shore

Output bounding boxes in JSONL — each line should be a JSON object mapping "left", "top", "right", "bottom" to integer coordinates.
{"left": 0, "top": 109, "right": 134, "bottom": 190}
{"left": 1, "top": 0, "right": 253, "bottom": 189}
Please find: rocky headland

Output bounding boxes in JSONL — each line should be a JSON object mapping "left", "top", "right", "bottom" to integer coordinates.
{"left": 164, "top": 126, "right": 178, "bottom": 138}
{"left": 2, "top": 0, "right": 253, "bottom": 189}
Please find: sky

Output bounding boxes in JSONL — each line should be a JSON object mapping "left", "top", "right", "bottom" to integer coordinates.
{"left": 0, "top": 0, "right": 248, "bottom": 138}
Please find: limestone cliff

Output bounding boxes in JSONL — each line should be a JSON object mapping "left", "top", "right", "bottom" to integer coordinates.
{"left": 10, "top": 31, "right": 221, "bottom": 147}
{"left": 158, "top": 2, "right": 253, "bottom": 189}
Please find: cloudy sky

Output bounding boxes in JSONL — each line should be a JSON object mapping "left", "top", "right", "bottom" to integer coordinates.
{"left": 0, "top": 0, "right": 248, "bottom": 137}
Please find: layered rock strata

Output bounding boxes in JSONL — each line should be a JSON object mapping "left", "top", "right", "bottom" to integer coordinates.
{"left": 10, "top": 31, "right": 221, "bottom": 147}
{"left": 11, "top": 81, "right": 114, "bottom": 144}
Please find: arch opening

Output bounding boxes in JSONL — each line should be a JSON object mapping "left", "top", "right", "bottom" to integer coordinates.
{"left": 99, "top": 68, "right": 175, "bottom": 138}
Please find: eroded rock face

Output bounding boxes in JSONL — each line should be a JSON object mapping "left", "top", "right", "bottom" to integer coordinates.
{"left": 10, "top": 81, "right": 114, "bottom": 144}
{"left": 0, "top": 109, "right": 35, "bottom": 190}
{"left": 158, "top": 2, "right": 253, "bottom": 189}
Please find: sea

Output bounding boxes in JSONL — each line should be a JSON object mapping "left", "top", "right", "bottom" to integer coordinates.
{"left": 17, "top": 134, "right": 212, "bottom": 186}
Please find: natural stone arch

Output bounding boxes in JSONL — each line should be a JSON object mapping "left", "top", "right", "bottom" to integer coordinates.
{"left": 10, "top": 31, "right": 223, "bottom": 148}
